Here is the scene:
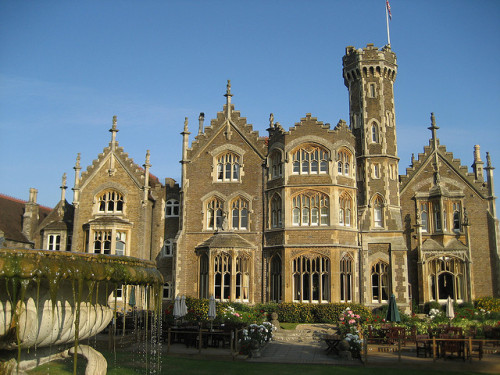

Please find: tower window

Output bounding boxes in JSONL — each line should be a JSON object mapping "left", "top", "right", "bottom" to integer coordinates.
{"left": 371, "top": 123, "right": 379, "bottom": 143}
{"left": 369, "top": 83, "right": 376, "bottom": 98}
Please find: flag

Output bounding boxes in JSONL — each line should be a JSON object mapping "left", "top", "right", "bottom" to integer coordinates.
{"left": 386, "top": 0, "right": 392, "bottom": 20}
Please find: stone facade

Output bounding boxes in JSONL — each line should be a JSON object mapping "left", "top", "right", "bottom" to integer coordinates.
{"left": 3, "top": 44, "right": 499, "bottom": 311}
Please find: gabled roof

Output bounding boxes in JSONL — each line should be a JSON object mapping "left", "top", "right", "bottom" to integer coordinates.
{"left": 187, "top": 83, "right": 267, "bottom": 161}
{"left": 38, "top": 199, "right": 74, "bottom": 232}
{"left": 0, "top": 194, "right": 51, "bottom": 243}
{"left": 78, "top": 117, "right": 162, "bottom": 193}
{"left": 400, "top": 117, "right": 488, "bottom": 198}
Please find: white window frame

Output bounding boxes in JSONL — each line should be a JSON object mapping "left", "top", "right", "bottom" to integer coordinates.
{"left": 47, "top": 233, "right": 61, "bottom": 250}
{"left": 166, "top": 199, "right": 180, "bottom": 217}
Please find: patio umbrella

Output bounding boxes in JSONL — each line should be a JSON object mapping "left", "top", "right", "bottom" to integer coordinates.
{"left": 385, "top": 294, "right": 401, "bottom": 323}
{"left": 173, "top": 296, "right": 181, "bottom": 319}
{"left": 180, "top": 295, "right": 188, "bottom": 318}
{"left": 446, "top": 296, "right": 455, "bottom": 319}
{"left": 208, "top": 295, "right": 217, "bottom": 320}
{"left": 128, "top": 286, "right": 136, "bottom": 308}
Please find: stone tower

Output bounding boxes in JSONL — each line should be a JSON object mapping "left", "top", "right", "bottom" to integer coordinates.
{"left": 343, "top": 44, "right": 409, "bottom": 309}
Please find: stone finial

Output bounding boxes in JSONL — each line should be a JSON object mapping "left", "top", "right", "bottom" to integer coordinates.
{"left": 75, "top": 153, "right": 81, "bottom": 169}
{"left": 145, "top": 150, "right": 151, "bottom": 166}
{"left": 411, "top": 153, "right": 415, "bottom": 166}
{"left": 487, "top": 152, "right": 492, "bottom": 168}
{"left": 428, "top": 112, "right": 439, "bottom": 148}
{"left": 183, "top": 117, "right": 189, "bottom": 132}
{"left": 225, "top": 80, "right": 232, "bottom": 97}
{"left": 110, "top": 115, "right": 119, "bottom": 149}
{"left": 269, "top": 113, "right": 274, "bottom": 128}
{"left": 198, "top": 112, "right": 205, "bottom": 135}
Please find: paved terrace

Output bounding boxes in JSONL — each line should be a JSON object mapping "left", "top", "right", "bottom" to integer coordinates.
{"left": 162, "top": 324, "right": 500, "bottom": 374}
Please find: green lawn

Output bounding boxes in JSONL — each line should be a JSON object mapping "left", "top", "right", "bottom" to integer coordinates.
{"left": 26, "top": 353, "right": 487, "bottom": 375}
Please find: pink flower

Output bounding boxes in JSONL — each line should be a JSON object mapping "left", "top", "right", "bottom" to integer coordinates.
{"left": 348, "top": 319, "right": 356, "bottom": 324}
{"left": 339, "top": 317, "right": 344, "bottom": 320}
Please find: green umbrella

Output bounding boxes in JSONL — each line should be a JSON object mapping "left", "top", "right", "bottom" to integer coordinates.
{"left": 128, "top": 286, "right": 136, "bottom": 307}
{"left": 386, "top": 294, "right": 401, "bottom": 322}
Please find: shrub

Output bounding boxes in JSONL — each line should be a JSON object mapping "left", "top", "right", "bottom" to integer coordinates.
{"left": 475, "top": 297, "right": 500, "bottom": 313}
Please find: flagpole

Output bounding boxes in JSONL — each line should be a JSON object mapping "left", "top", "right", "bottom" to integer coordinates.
{"left": 385, "top": 1, "right": 391, "bottom": 46}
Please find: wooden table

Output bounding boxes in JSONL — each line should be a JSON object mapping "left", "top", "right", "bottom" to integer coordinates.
{"left": 324, "top": 334, "right": 342, "bottom": 355}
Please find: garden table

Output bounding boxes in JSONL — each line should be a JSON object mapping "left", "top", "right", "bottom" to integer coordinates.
{"left": 323, "top": 334, "right": 342, "bottom": 355}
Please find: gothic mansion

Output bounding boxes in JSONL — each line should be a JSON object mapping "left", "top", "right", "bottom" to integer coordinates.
{"left": 2, "top": 44, "right": 499, "bottom": 311}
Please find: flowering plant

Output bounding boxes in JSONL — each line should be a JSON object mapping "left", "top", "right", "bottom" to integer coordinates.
{"left": 338, "top": 307, "right": 362, "bottom": 336}
{"left": 240, "top": 322, "right": 276, "bottom": 355}
{"left": 344, "top": 332, "right": 363, "bottom": 358}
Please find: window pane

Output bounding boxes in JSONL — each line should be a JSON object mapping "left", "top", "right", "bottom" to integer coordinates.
{"left": 311, "top": 208, "right": 319, "bottom": 225}
{"left": 241, "top": 208, "right": 248, "bottom": 229}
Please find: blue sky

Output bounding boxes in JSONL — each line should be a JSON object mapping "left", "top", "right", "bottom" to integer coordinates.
{"left": 1, "top": 0, "right": 499, "bottom": 207}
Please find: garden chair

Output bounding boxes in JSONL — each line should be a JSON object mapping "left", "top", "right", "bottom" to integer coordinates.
{"left": 439, "top": 333, "right": 465, "bottom": 360}
{"left": 415, "top": 334, "right": 432, "bottom": 358}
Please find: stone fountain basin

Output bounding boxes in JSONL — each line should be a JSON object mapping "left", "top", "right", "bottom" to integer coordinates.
{"left": 0, "top": 248, "right": 163, "bottom": 350}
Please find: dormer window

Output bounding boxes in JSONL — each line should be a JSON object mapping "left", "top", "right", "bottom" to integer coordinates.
{"left": 47, "top": 234, "right": 61, "bottom": 250}
{"left": 98, "top": 190, "right": 124, "bottom": 214}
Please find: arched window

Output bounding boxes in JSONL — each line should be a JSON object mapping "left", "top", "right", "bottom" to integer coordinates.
{"left": 235, "top": 256, "right": 250, "bottom": 301}
{"left": 162, "top": 239, "right": 173, "bottom": 256}
{"left": 206, "top": 197, "right": 223, "bottom": 230}
{"left": 231, "top": 197, "right": 249, "bottom": 230}
{"left": 292, "top": 255, "right": 330, "bottom": 303}
{"left": 214, "top": 253, "right": 231, "bottom": 300}
{"left": 339, "top": 192, "right": 352, "bottom": 227}
{"left": 337, "top": 149, "right": 351, "bottom": 176}
{"left": 371, "top": 123, "right": 379, "bottom": 143}
{"left": 373, "top": 195, "right": 384, "bottom": 228}
{"left": 428, "top": 256, "right": 464, "bottom": 301}
{"left": 163, "top": 282, "right": 172, "bottom": 300}
{"left": 97, "top": 190, "right": 124, "bottom": 213}
{"left": 340, "top": 255, "right": 353, "bottom": 302}
{"left": 271, "top": 194, "right": 283, "bottom": 228}
{"left": 292, "top": 191, "right": 329, "bottom": 226}
{"left": 371, "top": 261, "right": 389, "bottom": 303}
{"left": 292, "top": 145, "right": 329, "bottom": 175}
{"left": 270, "top": 150, "right": 283, "bottom": 179}
{"left": 166, "top": 199, "right": 180, "bottom": 217}
{"left": 373, "top": 163, "right": 381, "bottom": 179}
{"left": 420, "top": 202, "right": 429, "bottom": 232}
{"left": 217, "top": 152, "right": 240, "bottom": 181}
{"left": 199, "top": 254, "right": 209, "bottom": 299}
{"left": 270, "top": 255, "right": 282, "bottom": 302}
